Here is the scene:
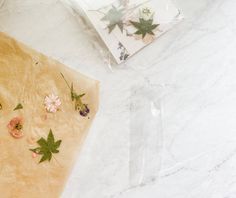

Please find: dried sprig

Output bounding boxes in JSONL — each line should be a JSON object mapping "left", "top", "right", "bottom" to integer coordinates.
{"left": 60, "top": 73, "right": 90, "bottom": 117}
{"left": 118, "top": 42, "right": 129, "bottom": 61}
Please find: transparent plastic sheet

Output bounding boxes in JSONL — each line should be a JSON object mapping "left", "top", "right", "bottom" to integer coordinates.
{"left": 61, "top": 0, "right": 117, "bottom": 70}
{"left": 100, "top": 84, "right": 165, "bottom": 198}
{"left": 129, "top": 85, "right": 163, "bottom": 188}
{"left": 60, "top": 0, "right": 183, "bottom": 70}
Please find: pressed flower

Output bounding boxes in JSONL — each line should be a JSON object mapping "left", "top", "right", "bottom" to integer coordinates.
{"left": 139, "top": 7, "right": 154, "bottom": 20}
{"left": 7, "top": 117, "right": 24, "bottom": 139}
{"left": 79, "top": 104, "right": 90, "bottom": 117}
{"left": 44, "top": 94, "right": 61, "bottom": 113}
{"left": 73, "top": 93, "right": 90, "bottom": 117}
{"left": 61, "top": 73, "right": 90, "bottom": 117}
{"left": 32, "top": 152, "right": 38, "bottom": 158}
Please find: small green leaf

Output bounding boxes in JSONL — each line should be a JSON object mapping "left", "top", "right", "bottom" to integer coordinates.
{"left": 30, "top": 129, "right": 62, "bottom": 164}
{"left": 14, "top": 103, "right": 23, "bottom": 111}
{"left": 130, "top": 18, "right": 159, "bottom": 38}
{"left": 101, "top": 6, "right": 124, "bottom": 33}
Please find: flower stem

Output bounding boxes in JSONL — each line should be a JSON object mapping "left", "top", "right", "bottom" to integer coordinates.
{"left": 60, "top": 73, "right": 71, "bottom": 90}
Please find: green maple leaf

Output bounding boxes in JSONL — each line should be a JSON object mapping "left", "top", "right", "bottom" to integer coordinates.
{"left": 13, "top": 103, "right": 23, "bottom": 111}
{"left": 101, "top": 5, "right": 124, "bottom": 33}
{"left": 30, "top": 129, "right": 62, "bottom": 163}
{"left": 130, "top": 18, "right": 159, "bottom": 38}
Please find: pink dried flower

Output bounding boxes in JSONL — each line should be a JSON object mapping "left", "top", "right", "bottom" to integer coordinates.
{"left": 7, "top": 117, "right": 24, "bottom": 139}
{"left": 44, "top": 94, "right": 61, "bottom": 113}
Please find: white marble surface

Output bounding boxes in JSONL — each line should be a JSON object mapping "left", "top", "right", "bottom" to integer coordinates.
{"left": 1, "top": 0, "right": 236, "bottom": 197}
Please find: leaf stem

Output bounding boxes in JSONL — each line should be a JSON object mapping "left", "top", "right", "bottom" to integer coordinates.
{"left": 88, "top": 9, "right": 106, "bottom": 15}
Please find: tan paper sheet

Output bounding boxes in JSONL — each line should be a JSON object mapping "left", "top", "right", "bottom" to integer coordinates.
{"left": 0, "top": 32, "right": 99, "bottom": 198}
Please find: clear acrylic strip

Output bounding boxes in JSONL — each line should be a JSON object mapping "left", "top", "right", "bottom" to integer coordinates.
{"left": 129, "top": 85, "right": 163, "bottom": 187}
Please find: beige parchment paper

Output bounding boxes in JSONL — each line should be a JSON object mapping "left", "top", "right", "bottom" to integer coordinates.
{"left": 0, "top": 32, "right": 99, "bottom": 198}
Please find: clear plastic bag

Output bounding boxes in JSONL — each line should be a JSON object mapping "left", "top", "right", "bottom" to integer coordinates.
{"left": 61, "top": 0, "right": 183, "bottom": 69}
{"left": 129, "top": 84, "right": 164, "bottom": 188}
